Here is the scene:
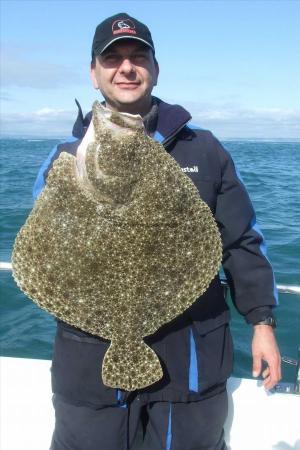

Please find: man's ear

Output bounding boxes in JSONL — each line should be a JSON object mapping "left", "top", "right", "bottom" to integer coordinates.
{"left": 90, "top": 66, "right": 99, "bottom": 89}
{"left": 153, "top": 61, "right": 159, "bottom": 87}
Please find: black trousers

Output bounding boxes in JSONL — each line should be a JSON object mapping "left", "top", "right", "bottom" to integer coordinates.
{"left": 50, "top": 390, "right": 228, "bottom": 450}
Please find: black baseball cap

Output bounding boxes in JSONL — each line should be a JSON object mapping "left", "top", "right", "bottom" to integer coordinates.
{"left": 91, "top": 13, "right": 155, "bottom": 57}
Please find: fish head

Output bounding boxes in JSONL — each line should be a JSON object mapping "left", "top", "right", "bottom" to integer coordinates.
{"left": 92, "top": 101, "right": 145, "bottom": 139}
{"left": 76, "top": 101, "right": 146, "bottom": 206}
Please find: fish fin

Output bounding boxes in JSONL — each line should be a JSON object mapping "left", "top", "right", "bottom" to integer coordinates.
{"left": 102, "top": 339, "right": 163, "bottom": 391}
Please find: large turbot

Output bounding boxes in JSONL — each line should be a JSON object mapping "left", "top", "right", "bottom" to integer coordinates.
{"left": 12, "top": 101, "right": 222, "bottom": 391}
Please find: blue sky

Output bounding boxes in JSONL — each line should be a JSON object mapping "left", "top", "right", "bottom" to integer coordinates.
{"left": 1, "top": 0, "right": 300, "bottom": 138}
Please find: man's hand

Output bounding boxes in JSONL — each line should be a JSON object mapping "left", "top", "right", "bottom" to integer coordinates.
{"left": 252, "top": 325, "right": 282, "bottom": 390}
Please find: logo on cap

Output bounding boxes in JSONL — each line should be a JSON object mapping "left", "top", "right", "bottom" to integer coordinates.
{"left": 112, "top": 19, "right": 136, "bottom": 35}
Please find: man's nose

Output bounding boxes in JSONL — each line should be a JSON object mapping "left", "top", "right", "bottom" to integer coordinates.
{"left": 119, "top": 58, "right": 135, "bottom": 74}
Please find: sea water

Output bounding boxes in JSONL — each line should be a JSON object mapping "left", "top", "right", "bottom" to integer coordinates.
{"left": 1, "top": 138, "right": 299, "bottom": 381}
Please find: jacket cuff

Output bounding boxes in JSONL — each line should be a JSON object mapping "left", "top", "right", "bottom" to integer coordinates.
{"left": 245, "top": 306, "right": 275, "bottom": 325}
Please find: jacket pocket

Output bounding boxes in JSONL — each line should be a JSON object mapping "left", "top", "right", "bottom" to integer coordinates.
{"left": 51, "top": 322, "right": 117, "bottom": 407}
{"left": 191, "top": 312, "right": 233, "bottom": 393}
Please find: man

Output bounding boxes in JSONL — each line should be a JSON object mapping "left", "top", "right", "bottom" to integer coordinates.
{"left": 33, "top": 13, "right": 281, "bottom": 450}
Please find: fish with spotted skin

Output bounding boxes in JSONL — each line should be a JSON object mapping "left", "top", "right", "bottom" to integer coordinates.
{"left": 12, "top": 101, "right": 222, "bottom": 391}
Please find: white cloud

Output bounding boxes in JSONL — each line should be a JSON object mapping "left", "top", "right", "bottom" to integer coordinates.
{"left": 1, "top": 103, "right": 300, "bottom": 139}
{"left": 181, "top": 102, "right": 300, "bottom": 138}
{"left": 34, "top": 107, "right": 67, "bottom": 117}
{"left": 1, "top": 108, "right": 77, "bottom": 137}
{"left": 35, "top": 108, "right": 58, "bottom": 116}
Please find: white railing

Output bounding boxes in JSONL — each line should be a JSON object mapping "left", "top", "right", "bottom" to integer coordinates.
{"left": 0, "top": 262, "right": 13, "bottom": 270}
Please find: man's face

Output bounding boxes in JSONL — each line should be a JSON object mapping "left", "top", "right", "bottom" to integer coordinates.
{"left": 90, "top": 40, "right": 159, "bottom": 115}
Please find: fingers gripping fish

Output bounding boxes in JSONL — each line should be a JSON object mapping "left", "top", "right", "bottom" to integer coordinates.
{"left": 12, "top": 101, "right": 222, "bottom": 391}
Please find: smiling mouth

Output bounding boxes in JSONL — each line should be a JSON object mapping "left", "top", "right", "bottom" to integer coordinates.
{"left": 115, "top": 82, "right": 140, "bottom": 89}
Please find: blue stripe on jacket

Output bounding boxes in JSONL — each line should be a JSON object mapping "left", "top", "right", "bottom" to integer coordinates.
{"left": 188, "top": 122, "right": 204, "bottom": 131}
{"left": 153, "top": 130, "right": 165, "bottom": 143}
{"left": 189, "top": 328, "right": 199, "bottom": 392}
{"left": 250, "top": 217, "right": 279, "bottom": 304}
{"left": 32, "top": 144, "right": 58, "bottom": 200}
{"left": 116, "top": 389, "right": 127, "bottom": 408}
{"left": 32, "top": 137, "right": 77, "bottom": 200}
{"left": 165, "top": 403, "right": 172, "bottom": 450}
{"left": 235, "top": 168, "right": 279, "bottom": 305}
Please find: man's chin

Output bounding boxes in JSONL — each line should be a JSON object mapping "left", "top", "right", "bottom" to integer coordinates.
{"left": 115, "top": 94, "right": 143, "bottom": 105}
{"left": 104, "top": 91, "right": 152, "bottom": 115}
{"left": 115, "top": 96, "right": 149, "bottom": 113}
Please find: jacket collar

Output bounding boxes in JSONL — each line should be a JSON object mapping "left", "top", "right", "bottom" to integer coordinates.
{"left": 72, "top": 97, "right": 191, "bottom": 145}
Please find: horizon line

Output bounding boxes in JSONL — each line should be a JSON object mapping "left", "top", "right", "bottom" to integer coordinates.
{"left": 1, "top": 135, "right": 300, "bottom": 142}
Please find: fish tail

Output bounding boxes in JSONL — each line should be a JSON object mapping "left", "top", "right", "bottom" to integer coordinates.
{"left": 102, "top": 339, "right": 163, "bottom": 391}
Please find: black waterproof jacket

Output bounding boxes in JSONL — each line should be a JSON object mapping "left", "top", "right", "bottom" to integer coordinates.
{"left": 33, "top": 98, "right": 278, "bottom": 406}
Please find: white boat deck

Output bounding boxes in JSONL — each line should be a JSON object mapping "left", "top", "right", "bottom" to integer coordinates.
{"left": 1, "top": 356, "right": 299, "bottom": 450}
